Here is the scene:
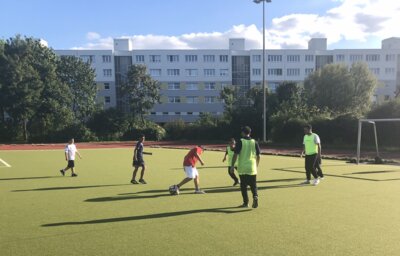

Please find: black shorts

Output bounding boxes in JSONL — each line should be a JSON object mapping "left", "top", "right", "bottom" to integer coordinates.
{"left": 133, "top": 159, "right": 145, "bottom": 167}
{"left": 67, "top": 160, "right": 75, "bottom": 168}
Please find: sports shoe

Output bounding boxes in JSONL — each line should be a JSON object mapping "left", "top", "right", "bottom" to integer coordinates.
{"left": 59, "top": 169, "right": 65, "bottom": 176}
{"left": 252, "top": 196, "right": 258, "bottom": 209}
{"left": 71, "top": 173, "right": 78, "bottom": 177}
{"left": 233, "top": 180, "right": 240, "bottom": 186}
{"left": 313, "top": 178, "right": 320, "bottom": 186}
{"left": 238, "top": 203, "right": 249, "bottom": 208}
{"left": 319, "top": 176, "right": 325, "bottom": 180}
{"left": 301, "top": 180, "right": 311, "bottom": 185}
{"left": 194, "top": 190, "right": 206, "bottom": 194}
{"left": 131, "top": 180, "right": 139, "bottom": 184}
{"left": 139, "top": 179, "right": 147, "bottom": 184}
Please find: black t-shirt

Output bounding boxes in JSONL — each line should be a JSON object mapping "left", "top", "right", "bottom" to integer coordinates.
{"left": 234, "top": 137, "right": 261, "bottom": 155}
{"left": 135, "top": 142, "right": 144, "bottom": 160}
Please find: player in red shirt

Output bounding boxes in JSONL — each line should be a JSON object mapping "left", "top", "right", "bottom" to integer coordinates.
{"left": 169, "top": 145, "right": 206, "bottom": 194}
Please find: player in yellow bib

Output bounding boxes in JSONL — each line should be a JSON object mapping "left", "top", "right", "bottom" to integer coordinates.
{"left": 230, "top": 126, "right": 261, "bottom": 208}
{"left": 301, "top": 124, "right": 324, "bottom": 186}
{"left": 222, "top": 138, "right": 240, "bottom": 186}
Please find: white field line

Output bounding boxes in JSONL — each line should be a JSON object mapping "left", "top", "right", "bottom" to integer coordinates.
{"left": 0, "top": 158, "right": 11, "bottom": 167}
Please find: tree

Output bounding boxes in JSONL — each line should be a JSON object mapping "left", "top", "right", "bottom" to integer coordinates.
{"left": 275, "top": 81, "right": 302, "bottom": 104}
{"left": 56, "top": 56, "right": 97, "bottom": 121}
{"left": 121, "top": 65, "right": 161, "bottom": 123}
{"left": 87, "top": 108, "right": 129, "bottom": 140}
{"left": 304, "top": 63, "right": 378, "bottom": 117}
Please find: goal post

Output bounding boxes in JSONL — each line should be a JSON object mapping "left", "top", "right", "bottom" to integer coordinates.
{"left": 356, "top": 118, "right": 400, "bottom": 164}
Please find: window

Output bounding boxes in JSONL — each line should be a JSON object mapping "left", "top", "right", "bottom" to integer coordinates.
{"left": 135, "top": 55, "right": 145, "bottom": 63}
{"left": 205, "top": 96, "right": 216, "bottom": 103}
{"left": 186, "top": 96, "right": 199, "bottom": 104}
{"left": 252, "top": 68, "right": 261, "bottom": 76}
{"left": 305, "top": 55, "right": 314, "bottom": 62}
{"left": 370, "top": 68, "right": 380, "bottom": 75}
{"left": 336, "top": 54, "right": 345, "bottom": 62}
{"left": 103, "top": 69, "right": 112, "bottom": 77}
{"left": 204, "top": 69, "right": 216, "bottom": 77}
{"left": 185, "top": 69, "right": 198, "bottom": 77}
{"left": 204, "top": 82, "right": 216, "bottom": 90}
{"left": 386, "top": 54, "right": 395, "bottom": 61}
{"left": 102, "top": 55, "right": 112, "bottom": 63}
{"left": 149, "top": 55, "right": 161, "bottom": 63}
{"left": 167, "top": 69, "right": 180, "bottom": 76}
{"left": 305, "top": 68, "right": 314, "bottom": 76}
{"left": 149, "top": 69, "right": 161, "bottom": 77}
{"left": 287, "top": 68, "right": 300, "bottom": 76}
{"left": 268, "top": 82, "right": 279, "bottom": 92}
{"left": 185, "top": 55, "right": 198, "bottom": 62}
{"left": 80, "top": 55, "right": 95, "bottom": 63}
{"left": 287, "top": 55, "right": 300, "bottom": 62}
{"left": 187, "top": 112, "right": 193, "bottom": 115}
{"left": 167, "top": 83, "right": 180, "bottom": 90}
{"left": 252, "top": 55, "right": 261, "bottom": 62}
{"left": 268, "top": 68, "right": 283, "bottom": 76}
{"left": 220, "top": 55, "right": 229, "bottom": 62}
{"left": 268, "top": 55, "right": 282, "bottom": 62}
{"left": 167, "top": 55, "right": 179, "bottom": 62}
{"left": 366, "top": 54, "right": 380, "bottom": 62}
{"left": 350, "top": 54, "right": 363, "bottom": 62}
{"left": 220, "top": 69, "right": 229, "bottom": 76}
{"left": 104, "top": 83, "right": 110, "bottom": 90}
{"left": 186, "top": 83, "right": 198, "bottom": 90}
{"left": 384, "top": 95, "right": 390, "bottom": 101}
{"left": 203, "top": 55, "right": 215, "bottom": 62}
{"left": 168, "top": 96, "right": 181, "bottom": 103}
{"left": 105, "top": 96, "right": 111, "bottom": 104}
{"left": 150, "top": 112, "right": 156, "bottom": 115}
{"left": 162, "top": 112, "right": 169, "bottom": 115}
{"left": 385, "top": 68, "right": 395, "bottom": 75}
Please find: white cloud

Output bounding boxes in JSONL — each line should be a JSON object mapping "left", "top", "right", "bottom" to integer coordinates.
{"left": 39, "top": 39, "right": 48, "bottom": 47}
{"left": 73, "top": 0, "right": 400, "bottom": 50}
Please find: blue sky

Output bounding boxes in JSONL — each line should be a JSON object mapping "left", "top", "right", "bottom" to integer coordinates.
{"left": 0, "top": 0, "right": 398, "bottom": 50}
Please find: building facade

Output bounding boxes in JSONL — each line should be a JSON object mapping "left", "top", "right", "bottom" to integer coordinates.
{"left": 55, "top": 37, "right": 400, "bottom": 123}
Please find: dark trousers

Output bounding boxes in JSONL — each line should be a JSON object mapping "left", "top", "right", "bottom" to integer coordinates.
{"left": 228, "top": 167, "right": 239, "bottom": 182}
{"left": 239, "top": 175, "right": 258, "bottom": 204}
{"left": 305, "top": 154, "right": 324, "bottom": 180}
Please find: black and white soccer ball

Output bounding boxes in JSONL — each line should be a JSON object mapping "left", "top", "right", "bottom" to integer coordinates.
{"left": 169, "top": 185, "right": 179, "bottom": 195}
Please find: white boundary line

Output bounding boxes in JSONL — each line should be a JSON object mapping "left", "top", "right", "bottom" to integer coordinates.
{"left": 0, "top": 158, "right": 11, "bottom": 168}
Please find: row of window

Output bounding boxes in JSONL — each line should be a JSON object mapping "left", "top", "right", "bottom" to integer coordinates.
{"left": 166, "top": 82, "right": 221, "bottom": 90}
{"left": 369, "top": 67, "right": 397, "bottom": 76}
{"left": 336, "top": 54, "right": 396, "bottom": 62}
{"left": 149, "top": 68, "right": 229, "bottom": 77}
{"left": 167, "top": 96, "right": 218, "bottom": 104}
{"left": 253, "top": 68, "right": 314, "bottom": 77}
{"left": 149, "top": 112, "right": 222, "bottom": 116}
{"left": 80, "top": 55, "right": 112, "bottom": 63}
{"left": 252, "top": 54, "right": 314, "bottom": 63}
{"left": 136, "top": 54, "right": 229, "bottom": 63}
{"left": 251, "top": 54, "right": 397, "bottom": 63}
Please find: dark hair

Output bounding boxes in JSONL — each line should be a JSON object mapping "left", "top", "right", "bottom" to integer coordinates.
{"left": 229, "top": 138, "right": 236, "bottom": 142}
{"left": 304, "top": 124, "right": 312, "bottom": 130}
{"left": 241, "top": 126, "right": 252, "bottom": 135}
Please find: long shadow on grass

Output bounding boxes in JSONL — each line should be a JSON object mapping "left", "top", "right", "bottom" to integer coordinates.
{"left": 42, "top": 207, "right": 251, "bottom": 227}
{"left": 343, "top": 170, "right": 400, "bottom": 175}
{"left": 0, "top": 176, "right": 62, "bottom": 181}
{"left": 85, "top": 183, "right": 304, "bottom": 203}
{"left": 12, "top": 184, "right": 131, "bottom": 192}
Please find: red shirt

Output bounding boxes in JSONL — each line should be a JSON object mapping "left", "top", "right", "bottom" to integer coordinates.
{"left": 183, "top": 147, "right": 203, "bottom": 167}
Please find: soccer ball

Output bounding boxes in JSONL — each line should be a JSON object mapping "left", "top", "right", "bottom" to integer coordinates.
{"left": 169, "top": 185, "right": 179, "bottom": 195}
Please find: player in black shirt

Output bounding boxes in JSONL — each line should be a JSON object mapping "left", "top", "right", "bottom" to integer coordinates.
{"left": 131, "top": 135, "right": 147, "bottom": 184}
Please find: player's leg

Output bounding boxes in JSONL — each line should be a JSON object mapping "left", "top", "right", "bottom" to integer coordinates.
{"left": 60, "top": 165, "right": 70, "bottom": 176}
{"left": 239, "top": 175, "right": 249, "bottom": 207}
{"left": 192, "top": 168, "right": 205, "bottom": 194}
{"left": 315, "top": 157, "right": 324, "bottom": 179}
{"left": 139, "top": 164, "right": 147, "bottom": 184}
{"left": 177, "top": 177, "right": 192, "bottom": 188}
{"left": 302, "top": 156, "right": 312, "bottom": 184}
{"left": 228, "top": 167, "right": 240, "bottom": 186}
{"left": 131, "top": 166, "right": 140, "bottom": 184}
{"left": 249, "top": 175, "right": 258, "bottom": 208}
{"left": 309, "top": 154, "right": 320, "bottom": 185}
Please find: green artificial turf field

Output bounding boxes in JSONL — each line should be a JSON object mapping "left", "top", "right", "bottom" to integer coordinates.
{"left": 0, "top": 148, "right": 399, "bottom": 256}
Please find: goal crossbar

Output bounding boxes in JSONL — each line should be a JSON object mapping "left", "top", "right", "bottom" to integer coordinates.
{"left": 356, "top": 118, "right": 400, "bottom": 164}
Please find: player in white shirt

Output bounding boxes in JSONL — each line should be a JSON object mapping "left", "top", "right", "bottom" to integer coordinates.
{"left": 59, "top": 138, "right": 82, "bottom": 177}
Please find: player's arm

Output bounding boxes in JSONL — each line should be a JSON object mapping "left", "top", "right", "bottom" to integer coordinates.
{"left": 301, "top": 144, "right": 305, "bottom": 157}
{"left": 194, "top": 152, "right": 204, "bottom": 165}
{"left": 317, "top": 143, "right": 322, "bottom": 158}
{"left": 222, "top": 149, "right": 228, "bottom": 162}
{"left": 64, "top": 151, "right": 68, "bottom": 161}
{"left": 230, "top": 154, "right": 238, "bottom": 173}
{"left": 76, "top": 150, "right": 82, "bottom": 159}
{"left": 133, "top": 147, "right": 138, "bottom": 161}
{"left": 255, "top": 143, "right": 261, "bottom": 166}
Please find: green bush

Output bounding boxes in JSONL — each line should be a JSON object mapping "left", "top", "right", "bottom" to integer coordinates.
{"left": 123, "top": 121, "right": 166, "bottom": 141}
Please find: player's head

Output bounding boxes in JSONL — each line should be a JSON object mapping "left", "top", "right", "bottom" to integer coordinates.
{"left": 303, "top": 124, "right": 312, "bottom": 134}
{"left": 229, "top": 138, "right": 236, "bottom": 146}
{"left": 139, "top": 135, "right": 145, "bottom": 142}
{"left": 241, "top": 126, "right": 252, "bottom": 137}
{"left": 69, "top": 138, "right": 74, "bottom": 144}
{"left": 198, "top": 145, "right": 205, "bottom": 151}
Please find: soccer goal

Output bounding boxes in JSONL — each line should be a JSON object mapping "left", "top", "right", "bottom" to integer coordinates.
{"left": 356, "top": 118, "right": 400, "bottom": 164}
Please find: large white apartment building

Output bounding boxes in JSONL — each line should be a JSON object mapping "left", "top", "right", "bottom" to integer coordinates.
{"left": 55, "top": 37, "right": 400, "bottom": 123}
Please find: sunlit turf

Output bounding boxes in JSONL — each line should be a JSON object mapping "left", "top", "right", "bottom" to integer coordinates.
{"left": 0, "top": 148, "right": 399, "bottom": 256}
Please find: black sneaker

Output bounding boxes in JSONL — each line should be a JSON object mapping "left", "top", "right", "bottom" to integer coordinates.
{"left": 59, "top": 169, "right": 65, "bottom": 176}
{"left": 131, "top": 180, "right": 139, "bottom": 184}
{"left": 139, "top": 179, "right": 147, "bottom": 184}
{"left": 252, "top": 196, "right": 258, "bottom": 209}
{"left": 71, "top": 173, "right": 78, "bottom": 177}
{"left": 238, "top": 203, "right": 249, "bottom": 208}
{"left": 233, "top": 180, "right": 240, "bottom": 186}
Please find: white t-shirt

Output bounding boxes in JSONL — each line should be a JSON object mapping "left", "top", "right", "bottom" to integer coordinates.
{"left": 65, "top": 144, "right": 77, "bottom": 160}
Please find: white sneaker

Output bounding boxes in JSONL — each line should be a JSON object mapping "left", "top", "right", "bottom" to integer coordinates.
{"left": 319, "top": 177, "right": 325, "bottom": 180}
{"left": 301, "top": 180, "right": 311, "bottom": 185}
{"left": 313, "top": 178, "right": 320, "bottom": 186}
{"left": 194, "top": 190, "right": 206, "bottom": 194}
